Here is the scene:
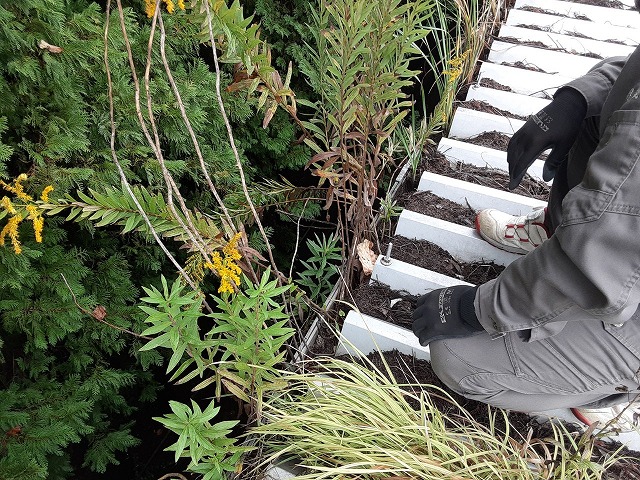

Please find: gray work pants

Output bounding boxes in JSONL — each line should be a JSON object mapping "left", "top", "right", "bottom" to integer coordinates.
{"left": 430, "top": 317, "right": 640, "bottom": 411}
{"left": 430, "top": 117, "right": 640, "bottom": 412}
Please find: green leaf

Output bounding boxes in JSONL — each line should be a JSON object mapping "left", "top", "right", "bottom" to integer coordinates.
{"left": 45, "top": 206, "right": 68, "bottom": 216}
{"left": 192, "top": 376, "right": 217, "bottom": 392}
{"left": 140, "top": 320, "right": 172, "bottom": 336}
{"left": 221, "top": 379, "right": 249, "bottom": 403}
{"left": 122, "top": 214, "right": 140, "bottom": 234}
{"left": 169, "top": 400, "right": 191, "bottom": 421}
{"left": 170, "top": 359, "right": 198, "bottom": 383}
{"left": 139, "top": 333, "right": 170, "bottom": 351}
{"left": 174, "top": 431, "right": 189, "bottom": 462}
{"left": 167, "top": 342, "right": 187, "bottom": 373}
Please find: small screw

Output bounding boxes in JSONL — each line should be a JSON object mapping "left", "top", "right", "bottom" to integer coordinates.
{"left": 381, "top": 243, "right": 393, "bottom": 266}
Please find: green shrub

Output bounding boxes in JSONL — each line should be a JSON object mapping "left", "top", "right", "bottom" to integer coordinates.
{"left": 139, "top": 271, "right": 294, "bottom": 478}
{"left": 296, "top": 233, "right": 341, "bottom": 305}
{"left": 0, "top": 0, "right": 306, "bottom": 476}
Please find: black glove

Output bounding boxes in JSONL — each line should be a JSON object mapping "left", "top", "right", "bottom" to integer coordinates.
{"left": 507, "top": 88, "right": 587, "bottom": 189}
{"left": 412, "top": 285, "right": 484, "bottom": 346}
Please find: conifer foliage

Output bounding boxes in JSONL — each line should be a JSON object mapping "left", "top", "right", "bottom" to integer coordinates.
{"left": 0, "top": 3, "right": 151, "bottom": 476}
{"left": 0, "top": 1, "right": 304, "bottom": 477}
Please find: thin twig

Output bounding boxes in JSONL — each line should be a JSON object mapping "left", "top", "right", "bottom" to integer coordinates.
{"left": 599, "top": 393, "right": 640, "bottom": 434}
{"left": 203, "top": 1, "right": 281, "bottom": 280}
{"left": 108, "top": 0, "right": 209, "bottom": 311}
{"left": 156, "top": 14, "right": 236, "bottom": 234}
{"left": 288, "top": 198, "right": 309, "bottom": 280}
{"left": 114, "top": 0, "right": 212, "bottom": 273}
{"left": 156, "top": 474, "right": 188, "bottom": 480}
{"left": 61, "top": 273, "right": 151, "bottom": 340}
{"left": 141, "top": 7, "right": 212, "bottom": 263}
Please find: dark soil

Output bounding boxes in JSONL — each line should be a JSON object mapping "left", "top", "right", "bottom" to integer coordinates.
{"left": 479, "top": 78, "right": 512, "bottom": 91}
{"left": 380, "top": 235, "right": 504, "bottom": 286}
{"left": 498, "top": 36, "right": 604, "bottom": 60}
{"left": 351, "top": 282, "right": 417, "bottom": 329}
{"left": 520, "top": 5, "right": 593, "bottom": 21}
{"left": 398, "top": 191, "right": 476, "bottom": 227}
{"left": 457, "top": 99, "right": 529, "bottom": 121}
{"left": 580, "top": 51, "right": 606, "bottom": 59}
{"left": 478, "top": 77, "right": 553, "bottom": 99}
{"left": 452, "top": 129, "right": 551, "bottom": 164}
{"left": 380, "top": 235, "right": 505, "bottom": 285}
{"left": 458, "top": 130, "right": 512, "bottom": 150}
{"left": 515, "top": 23, "right": 630, "bottom": 46}
{"left": 342, "top": 258, "right": 498, "bottom": 328}
{"left": 353, "top": 264, "right": 504, "bottom": 329}
{"left": 458, "top": 130, "right": 551, "bottom": 161}
{"left": 421, "top": 143, "right": 550, "bottom": 200}
{"left": 502, "top": 60, "right": 551, "bottom": 73}
{"left": 568, "top": 0, "right": 627, "bottom": 8}
{"left": 310, "top": 236, "right": 506, "bottom": 355}
{"left": 306, "top": 302, "right": 352, "bottom": 357}
{"left": 498, "top": 36, "right": 548, "bottom": 49}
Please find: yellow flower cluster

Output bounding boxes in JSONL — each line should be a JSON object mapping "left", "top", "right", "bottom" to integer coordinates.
{"left": 0, "top": 215, "right": 22, "bottom": 254}
{"left": 0, "top": 175, "right": 53, "bottom": 254}
{"left": 212, "top": 0, "right": 225, "bottom": 13}
{"left": 41, "top": 185, "right": 54, "bottom": 202}
{"left": 144, "top": 0, "right": 186, "bottom": 17}
{"left": 442, "top": 50, "right": 470, "bottom": 85}
{"left": 205, "top": 232, "right": 243, "bottom": 294}
{"left": 26, "top": 205, "right": 44, "bottom": 243}
{"left": 0, "top": 174, "right": 33, "bottom": 202}
{"left": 1, "top": 196, "right": 16, "bottom": 215}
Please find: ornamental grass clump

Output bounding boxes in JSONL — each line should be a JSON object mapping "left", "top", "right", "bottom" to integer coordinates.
{"left": 252, "top": 356, "right": 621, "bottom": 480}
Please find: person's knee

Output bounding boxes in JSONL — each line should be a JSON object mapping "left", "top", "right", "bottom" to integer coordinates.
{"left": 429, "top": 340, "right": 473, "bottom": 396}
{"left": 430, "top": 340, "right": 507, "bottom": 405}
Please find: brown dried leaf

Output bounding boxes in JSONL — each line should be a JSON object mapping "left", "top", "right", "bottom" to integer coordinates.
{"left": 323, "top": 185, "right": 335, "bottom": 211}
{"left": 356, "top": 239, "right": 378, "bottom": 276}
{"left": 38, "top": 40, "right": 63, "bottom": 54}
{"left": 270, "top": 70, "right": 283, "bottom": 89}
{"left": 262, "top": 102, "right": 278, "bottom": 129}
{"left": 309, "top": 148, "right": 341, "bottom": 169}
{"left": 344, "top": 131, "right": 366, "bottom": 141}
{"left": 92, "top": 305, "right": 107, "bottom": 320}
{"left": 313, "top": 168, "right": 340, "bottom": 180}
{"left": 238, "top": 245, "right": 267, "bottom": 263}
{"left": 226, "top": 78, "right": 256, "bottom": 93}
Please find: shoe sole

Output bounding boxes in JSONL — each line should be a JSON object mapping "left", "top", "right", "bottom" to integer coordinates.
{"left": 571, "top": 407, "right": 592, "bottom": 427}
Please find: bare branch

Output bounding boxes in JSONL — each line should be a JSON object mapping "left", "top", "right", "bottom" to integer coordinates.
{"left": 156, "top": 14, "right": 236, "bottom": 234}
{"left": 203, "top": 0, "right": 282, "bottom": 280}
{"left": 156, "top": 474, "right": 188, "bottom": 480}
{"left": 288, "top": 198, "right": 309, "bottom": 280}
{"left": 61, "top": 273, "right": 152, "bottom": 340}
{"left": 133, "top": 6, "right": 212, "bottom": 265}
{"left": 107, "top": 0, "right": 209, "bottom": 311}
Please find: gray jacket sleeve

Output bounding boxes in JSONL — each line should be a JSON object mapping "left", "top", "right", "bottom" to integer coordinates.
{"left": 560, "top": 55, "right": 627, "bottom": 117}
{"left": 475, "top": 56, "right": 640, "bottom": 341}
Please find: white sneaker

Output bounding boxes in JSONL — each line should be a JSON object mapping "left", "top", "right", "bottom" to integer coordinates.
{"left": 572, "top": 404, "right": 640, "bottom": 433}
{"left": 475, "top": 208, "right": 550, "bottom": 255}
